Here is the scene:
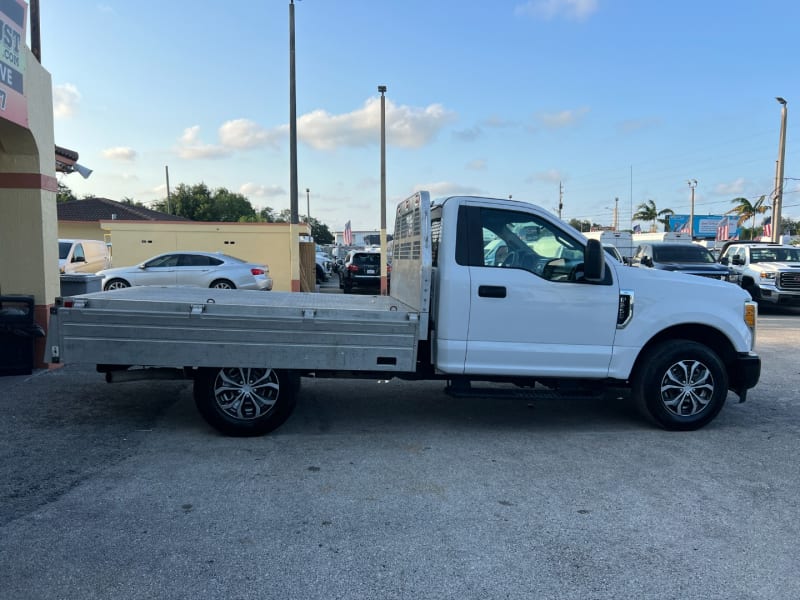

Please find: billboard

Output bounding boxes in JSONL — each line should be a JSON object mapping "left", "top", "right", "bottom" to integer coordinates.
{"left": 668, "top": 215, "right": 739, "bottom": 240}
{"left": 0, "top": 0, "right": 28, "bottom": 128}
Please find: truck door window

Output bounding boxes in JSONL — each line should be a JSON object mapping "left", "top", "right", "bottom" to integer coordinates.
{"left": 478, "top": 208, "right": 584, "bottom": 282}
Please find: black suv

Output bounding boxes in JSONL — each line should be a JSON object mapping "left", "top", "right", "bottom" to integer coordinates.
{"left": 339, "top": 250, "right": 389, "bottom": 293}
{"left": 631, "top": 242, "right": 733, "bottom": 281}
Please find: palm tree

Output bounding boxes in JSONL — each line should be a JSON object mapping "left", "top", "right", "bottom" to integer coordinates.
{"left": 727, "top": 196, "right": 769, "bottom": 240}
{"left": 633, "top": 199, "right": 674, "bottom": 232}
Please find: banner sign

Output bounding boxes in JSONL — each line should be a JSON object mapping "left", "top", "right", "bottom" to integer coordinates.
{"left": 668, "top": 215, "right": 739, "bottom": 240}
{"left": 0, "top": 0, "right": 27, "bottom": 127}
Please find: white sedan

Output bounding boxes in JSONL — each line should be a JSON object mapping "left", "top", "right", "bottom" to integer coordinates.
{"left": 98, "top": 251, "right": 273, "bottom": 291}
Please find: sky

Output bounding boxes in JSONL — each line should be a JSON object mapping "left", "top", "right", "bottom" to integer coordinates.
{"left": 41, "top": 0, "right": 799, "bottom": 234}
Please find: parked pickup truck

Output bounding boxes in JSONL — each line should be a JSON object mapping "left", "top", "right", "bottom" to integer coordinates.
{"left": 719, "top": 242, "right": 800, "bottom": 305}
{"left": 47, "top": 192, "right": 761, "bottom": 436}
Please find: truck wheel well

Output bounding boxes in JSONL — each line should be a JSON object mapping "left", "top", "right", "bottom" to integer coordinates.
{"left": 631, "top": 324, "right": 738, "bottom": 381}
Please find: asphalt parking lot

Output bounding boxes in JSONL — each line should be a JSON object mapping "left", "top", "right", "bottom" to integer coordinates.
{"left": 1, "top": 302, "right": 798, "bottom": 600}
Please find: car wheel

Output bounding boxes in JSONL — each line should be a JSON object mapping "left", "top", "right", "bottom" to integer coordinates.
{"left": 743, "top": 281, "right": 761, "bottom": 301}
{"left": 315, "top": 264, "right": 325, "bottom": 284}
{"left": 193, "top": 367, "right": 298, "bottom": 436}
{"left": 210, "top": 279, "right": 236, "bottom": 289}
{"left": 632, "top": 340, "right": 728, "bottom": 431}
{"left": 104, "top": 278, "right": 130, "bottom": 291}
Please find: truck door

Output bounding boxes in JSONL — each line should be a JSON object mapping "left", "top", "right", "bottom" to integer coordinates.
{"left": 462, "top": 205, "right": 620, "bottom": 378}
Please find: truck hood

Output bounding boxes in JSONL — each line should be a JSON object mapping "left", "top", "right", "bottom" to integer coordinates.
{"left": 748, "top": 261, "right": 800, "bottom": 271}
{"left": 618, "top": 262, "right": 746, "bottom": 300}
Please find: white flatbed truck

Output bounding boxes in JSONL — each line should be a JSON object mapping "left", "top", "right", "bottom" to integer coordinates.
{"left": 47, "top": 192, "right": 761, "bottom": 435}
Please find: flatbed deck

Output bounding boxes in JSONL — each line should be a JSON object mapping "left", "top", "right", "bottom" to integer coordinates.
{"left": 48, "top": 287, "right": 421, "bottom": 372}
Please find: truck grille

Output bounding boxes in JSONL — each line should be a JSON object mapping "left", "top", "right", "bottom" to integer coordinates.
{"left": 778, "top": 271, "right": 800, "bottom": 291}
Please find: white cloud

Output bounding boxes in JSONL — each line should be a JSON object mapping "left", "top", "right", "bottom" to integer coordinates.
{"left": 536, "top": 107, "right": 590, "bottom": 129}
{"left": 453, "top": 127, "right": 483, "bottom": 142}
{"left": 298, "top": 97, "right": 456, "bottom": 150}
{"left": 219, "top": 119, "right": 281, "bottom": 150}
{"left": 239, "top": 182, "right": 286, "bottom": 198}
{"left": 413, "top": 182, "right": 484, "bottom": 197}
{"left": 515, "top": 0, "right": 599, "bottom": 21}
{"left": 714, "top": 178, "right": 747, "bottom": 196}
{"left": 175, "top": 126, "right": 231, "bottom": 159}
{"left": 53, "top": 83, "right": 81, "bottom": 119}
{"left": 175, "top": 97, "right": 455, "bottom": 160}
{"left": 527, "top": 169, "right": 564, "bottom": 184}
{"left": 101, "top": 146, "right": 137, "bottom": 161}
{"left": 466, "top": 159, "right": 487, "bottom": 171}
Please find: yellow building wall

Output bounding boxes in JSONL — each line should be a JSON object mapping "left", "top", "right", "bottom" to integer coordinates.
{"left": 100, "top": 221, "right": 308, "bottom": 292}
{"left": 58, "top": 222, "right": 107, "bottom": 242}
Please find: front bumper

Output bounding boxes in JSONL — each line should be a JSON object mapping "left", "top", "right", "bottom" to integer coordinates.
{"left": 756, "top": 287, "right": 800, "bottom": 304}
{"left": 729, "top": 352, "right": 761, "bottom": 402}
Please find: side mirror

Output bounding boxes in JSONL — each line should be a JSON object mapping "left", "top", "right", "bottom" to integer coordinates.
{"left": 719, "top": 257, "right": 729, "bottom": 265}
{"left": 643, "top": 256, "right": 653, "bottom": 268}
{"left": 732, "top": 256, "right": 744, "bottom": 265}
{"left": 584, "top": 239, "right": 605, "bottom": 282}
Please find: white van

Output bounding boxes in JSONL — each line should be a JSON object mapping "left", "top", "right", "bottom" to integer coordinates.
{"left": 58, "top": 239, "right": 111, "bottom": 274}
{"left": 584, "top": 230, "right": 635, "bottom": 262}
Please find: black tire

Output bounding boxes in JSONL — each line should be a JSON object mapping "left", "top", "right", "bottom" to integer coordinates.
{"left": 104, "top": 278, "right": 130, "bottom": 291}
{"left": 315, "top": 264, "right": 325, "bottom": 284}
{"left": 342, "top": 284, "right": 353, "bottom": 294}
{"left": 194, "top": 367, "right": 298, "bottom": 436}
{"left": 743, "top": 280, "right": 761, "bottom": 301}
{"left": 210, "top": 279, "right": 236, "bottom": 289}
{"left": 632, "top": 340, "right": 728, "bottom": 431}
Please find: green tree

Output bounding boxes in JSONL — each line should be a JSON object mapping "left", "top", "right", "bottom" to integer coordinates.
{"left": 633, "top": 199, "right": 673, "bottom": 232}
{"left": 57, "top": 182, "right": 77, "bottom": 203}
{"left": 727, "top": 195, "right": 769, "bottom": 240}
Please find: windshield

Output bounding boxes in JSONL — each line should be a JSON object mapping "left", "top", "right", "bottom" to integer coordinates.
{"left": 58, "top": 241, "right": 72, "bottom": 260}
{"left": 652, "top": 245, "right": 715, "bottom": 263}
{"left": 751, "top": 248, "right": 800, "bottom": 263}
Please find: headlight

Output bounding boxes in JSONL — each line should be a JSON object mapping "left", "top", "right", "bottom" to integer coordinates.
{"left": 759, "top": 272, "right": 776, "bottom": 280}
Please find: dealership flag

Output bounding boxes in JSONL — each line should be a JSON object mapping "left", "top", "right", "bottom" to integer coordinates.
{"left": 763, "top": 216, "right": 772, "bottom": 238}
{"left": 343, "top": 220, "right": 353, "bottom": 245}
{"left": 633, "top": 224, "right": 642, "bottom": 233}
{"left": 716, "top": 220, "right": 729, "bottom": 241}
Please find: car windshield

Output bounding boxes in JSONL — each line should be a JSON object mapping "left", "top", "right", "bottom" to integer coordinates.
{"left": 652, "top": 245, "right": 715, "bottom": 263}
{"left": 751, "top": 248, "right": 800, "bottom": 263}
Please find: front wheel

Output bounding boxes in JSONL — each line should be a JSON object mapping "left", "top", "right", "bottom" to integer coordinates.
{"left": 194, "top": 367, "right": 298, "bottom": 436}
{"left": 632, "top": 340, "right": 728, "bottom": 431}
{"left": 104, "top": 278, "right": 130, "bottom": 291}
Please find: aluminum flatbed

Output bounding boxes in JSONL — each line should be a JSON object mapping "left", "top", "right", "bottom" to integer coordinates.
{"left": 49, "top": 286, "right": 422, "bottom": 372}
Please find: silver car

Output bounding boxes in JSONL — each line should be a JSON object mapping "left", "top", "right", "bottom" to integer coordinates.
{"left": 98, "top": 251, "right": 273, "bottom": 291}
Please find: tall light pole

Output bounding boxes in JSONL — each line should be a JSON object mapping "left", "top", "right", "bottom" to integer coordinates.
{"left": 687, "top": 179, "right": 697, "bottom": 238}
{"left": 288, "top": 1, "right": 298, "bottom": 226}
{"left": 613, "top": 196, "right": 619, "bottom": 231}
{"left": 773, "top": 97, "right": 788, "bottom": 243}
{"left": 288, "top": 1, "right": 300, "bottom": 290}
{"left": 378, "top": 85, "right": 388, "bottom": 296}
{"left": 306, "top": 188, "right": 311, "bottom": 222}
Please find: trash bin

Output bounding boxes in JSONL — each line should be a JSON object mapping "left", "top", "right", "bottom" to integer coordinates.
{"left": 60, "top": 273, "right": 103, "bottom": 296}
{"left": 0, "top": 295, "right": 44, "bottom": 376}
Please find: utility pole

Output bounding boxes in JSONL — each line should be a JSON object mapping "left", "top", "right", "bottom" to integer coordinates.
{"left": 165, "top": 165, "right": 171, "bottom": 214}
{"left": 687, "top": 179, "right": 697, "bottom": 239}
{"left": 558, "top": 182, "right": 564, "bottom": 219}
{"left": 378, "top": 85, "right": 388, "bottom": 296}
{"left": 288, "top": 1, "right": 298, "bottom": 226}
{"left": 613, "top": 197, "right": 619, "bottom": 231}
{"left": 773, "top": 97, "right": 788, "bottom": 243}
{"left": 306, "top": 188, "right": 311, "bottom": 222}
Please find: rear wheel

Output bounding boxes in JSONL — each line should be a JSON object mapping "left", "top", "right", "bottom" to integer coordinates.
{"left": 210, "top": 279, "right": 236, "bottom": 289}
{"left": 104, "top": 278, "right": 130, "bottom": 291}
{"left": 632, "top": 340, "right": 728, "bottom": 431}
{"left": 194, "top": 367, "right": 298, "bottom": 436}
